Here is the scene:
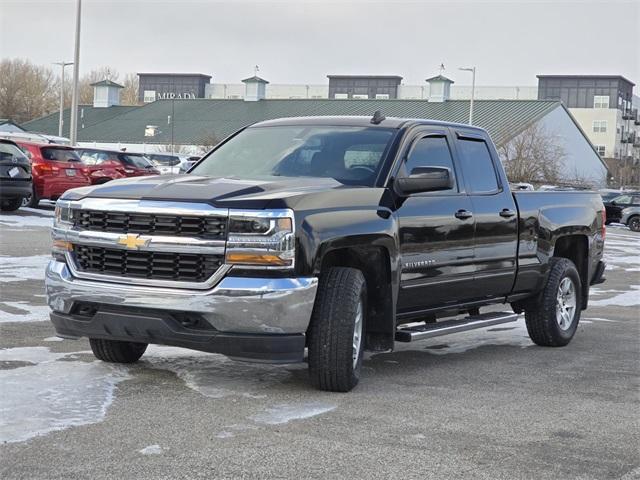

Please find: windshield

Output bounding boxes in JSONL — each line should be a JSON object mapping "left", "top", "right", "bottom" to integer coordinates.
{"left": 42, "top": 147, "right": 81, "bottom": 162}
{"left": 190, "top": 125, "right": 396, "bottom": 186}
{"left": 118, "top": 153, "right": 153, "bottom": 169}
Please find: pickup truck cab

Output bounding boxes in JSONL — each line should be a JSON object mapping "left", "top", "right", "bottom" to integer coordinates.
{"left": 46, "top": 116, "right": 606, "bottom": 392}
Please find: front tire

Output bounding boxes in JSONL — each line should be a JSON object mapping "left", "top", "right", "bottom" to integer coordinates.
{"left": 308, "top": 267, "right": 366, "bottom": 392}
{"left": 628, "top": 216, "right": 640, "bottom": 232}
{"left": 524, "top": 257, "right": 582, "bottom": 347}
{"left": 89, "top": 338, "right": 147, "bottom": 363}
{"left": 1, "top": 198, "right": 23, "bottom": 211}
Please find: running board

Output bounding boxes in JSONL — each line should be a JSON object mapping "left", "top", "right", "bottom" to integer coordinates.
{"left": 395, "top": 312, "right": 519, "bottom": 342}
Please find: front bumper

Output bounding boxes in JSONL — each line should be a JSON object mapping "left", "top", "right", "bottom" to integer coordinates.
{"left": 46, "top": 260, "right": 318, "bottom": 362}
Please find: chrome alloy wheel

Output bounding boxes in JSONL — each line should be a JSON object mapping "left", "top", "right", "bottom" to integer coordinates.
{"left": 352, "top": 300, "right": 363, "bottom": 369}
{"left": 556, "top": 277, "right": 577, "bottom": 330}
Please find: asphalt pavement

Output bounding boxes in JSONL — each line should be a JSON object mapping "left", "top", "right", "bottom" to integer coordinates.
{"left": 0, "top": 205, "right": 638, "bottom": 479}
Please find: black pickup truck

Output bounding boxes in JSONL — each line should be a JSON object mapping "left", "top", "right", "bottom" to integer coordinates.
{"left": 46, "top": 115, "right": 606, "bottom": 392}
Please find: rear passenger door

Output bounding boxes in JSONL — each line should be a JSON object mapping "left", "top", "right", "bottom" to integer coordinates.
{"left": 395, "top": 127, "right": 476, "bottom": 315}
{"left": 453, "top": 130, "right": 518, "bottom": 299}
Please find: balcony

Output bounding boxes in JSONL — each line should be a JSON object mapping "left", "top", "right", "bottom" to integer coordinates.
{"left": 622, "top": 109, "right": 635, "bottom": 120}
{"left": 621, "top": 132, "right": 636, "bottom": 144}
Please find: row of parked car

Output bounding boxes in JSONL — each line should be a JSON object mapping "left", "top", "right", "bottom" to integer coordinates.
{"left": 600, "top": 190, "right": 640, "bottom": 232}
{"left": 0, "top": 138, "right": 200, "bottom": 211}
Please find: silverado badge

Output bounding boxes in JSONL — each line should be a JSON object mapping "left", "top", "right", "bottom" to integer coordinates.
{"left": 117, "top": 234, "right": 150, "bottom": 250}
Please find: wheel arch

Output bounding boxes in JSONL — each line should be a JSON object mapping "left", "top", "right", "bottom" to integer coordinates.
{"left": 552, "top": 234, "right": 590, "bottom": 309}
{"left": 316, "top": 239, "right": 398, "bottom": 351}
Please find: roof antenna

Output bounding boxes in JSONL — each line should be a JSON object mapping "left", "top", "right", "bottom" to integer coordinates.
{"left": 371, "top": 110, "right": 386, "bottom": 125}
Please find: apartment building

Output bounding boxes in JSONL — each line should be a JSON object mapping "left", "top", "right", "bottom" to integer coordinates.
{"left": 538, "top": 75, "right": 639, "bottom": 186}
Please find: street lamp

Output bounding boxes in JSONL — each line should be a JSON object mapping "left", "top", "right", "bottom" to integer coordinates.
{"left": 459, "top": 67, "right": 476, "bottom": 125}
{"left": 69, "top": 0, "right": 82, "bottom": 145}
{"left": 53, "top": 61, "right": 73, "bottom": 137}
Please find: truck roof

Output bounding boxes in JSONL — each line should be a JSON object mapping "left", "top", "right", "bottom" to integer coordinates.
{"left": 252, "top": 116, "right": 489, "bottom": 134}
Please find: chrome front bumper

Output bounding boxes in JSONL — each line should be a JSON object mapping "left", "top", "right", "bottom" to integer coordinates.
{"left": 45, "top": 260, "right": 318, "bottom": 335}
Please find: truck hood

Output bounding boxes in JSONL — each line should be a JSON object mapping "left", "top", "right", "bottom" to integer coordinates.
{"left": 61, "top": 174, "right": 361, "bottom": 209}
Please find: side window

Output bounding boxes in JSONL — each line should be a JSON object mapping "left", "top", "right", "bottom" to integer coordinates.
{"left": 456, "top": 138, "right": 499, "bottom": 194}
{"left": 405, "top": 135, "right": 457, "bottom": 191}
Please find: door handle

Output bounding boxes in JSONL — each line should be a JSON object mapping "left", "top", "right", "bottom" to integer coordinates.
{"left": 499, "top": 208, "right": 516, "bottom": 218}
{"left": 454, "top": 209, "right": 473, "bottom": 220}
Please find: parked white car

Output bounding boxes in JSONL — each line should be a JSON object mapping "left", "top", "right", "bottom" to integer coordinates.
{"left": 146, "top": 153, "right": 190, "bottom": 175}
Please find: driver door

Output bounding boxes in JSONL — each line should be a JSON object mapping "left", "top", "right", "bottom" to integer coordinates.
{"left": 395, "top": 127, "right": 476, "bottom": 316}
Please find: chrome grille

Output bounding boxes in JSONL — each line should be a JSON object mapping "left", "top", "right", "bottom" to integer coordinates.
{"left": 73, "top": 210, "right": 227, "bottom": 240}
{"left": 73, "top": 245, "right": 224, "bottom": 282}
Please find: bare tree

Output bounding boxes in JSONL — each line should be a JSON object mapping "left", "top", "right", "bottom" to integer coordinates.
{"left": 156, "top": 144, "right": 191, "bottom": 154}
{"left": 120, "top": 73, "right": 140, "bottom": 106}
{"left": 196, "top": 132, "right": 220, "bottom": 154}
{"left": 498, "top": 123, "right": 564, "bottom": 184}
{"left": 0, "top": 58, "right": 58, "bottom": 123}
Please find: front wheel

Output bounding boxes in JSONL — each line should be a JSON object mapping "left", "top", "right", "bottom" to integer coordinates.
{"left": 89, "top": 338, "right": 147, "bottom": 363}
{"left": 308, "top": 267, "right": 366, "bottom": 392}
{"left": 628, "top": 216, "right": 640, "bottom": 232}
{"left": 524, "top": 257, "right": 582, "bottom": 347}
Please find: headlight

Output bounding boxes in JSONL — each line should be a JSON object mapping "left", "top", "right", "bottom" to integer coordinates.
{"left": 225, "top": 210, "right": 295, "bottom": 268}
{"left": 52, "top": 201, "right": 74, "bottom": 261}
{"left": 54, "top": 200, "right": 73, "bottom": 226}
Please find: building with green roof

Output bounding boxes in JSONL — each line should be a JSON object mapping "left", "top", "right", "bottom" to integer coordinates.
{"left": 23, "top": 81, "right": 609, "bottom": 185}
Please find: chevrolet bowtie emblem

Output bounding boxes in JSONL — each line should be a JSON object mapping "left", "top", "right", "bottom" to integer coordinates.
{"left": 117, "top": 234, "right": 150, "bottom": 250}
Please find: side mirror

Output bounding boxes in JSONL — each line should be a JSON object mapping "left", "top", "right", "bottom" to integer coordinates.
{"left": 611, "top": 201, "right": 616, "bottom": 205}
{"left": 395, "top": 167, "right": 453, "bottom": 195}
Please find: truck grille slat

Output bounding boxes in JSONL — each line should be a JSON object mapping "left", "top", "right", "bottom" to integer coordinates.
{"left": 73, "top": 245, "right": 223, "bottom": 282}
{"left": 74, "top": 210, "right": 227, "bottom": 240}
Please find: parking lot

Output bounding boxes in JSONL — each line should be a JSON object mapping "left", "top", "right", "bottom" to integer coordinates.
{"left": 0, "top": 206, "right": 638, "bottom": 480}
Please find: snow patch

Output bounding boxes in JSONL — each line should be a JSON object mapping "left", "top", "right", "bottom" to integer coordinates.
{"left": 0, "top": 213, "right": 53, "bottom": 229}
{"left": 20, "top": 207, "right": 54, "bottom": 217}
{"left": 589, "top": 285, "right": 640, "bottom": 307}
{"left": 139, "top": 445, "right": 163, "bottom": 455}
{"left": 0, "top": 301, "right": 51, "bottom": 323}
{"left": 143, "top": 345, "right": 303, "bottom": 398}
{"left": 0, "top": 255, "right": 50, "bottom": 283}
{"left": 250, "top": 402, "right": 336, "bottom": 425}
{"left": 44, "top": 336, "right": 64, "bottom": 342}
{"left": 0, "top": 346, "right": 129, "bottom": 444}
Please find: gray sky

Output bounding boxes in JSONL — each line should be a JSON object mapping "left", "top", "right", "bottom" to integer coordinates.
{"left": 1, "top": 0, "right": 639, "bottom": 86}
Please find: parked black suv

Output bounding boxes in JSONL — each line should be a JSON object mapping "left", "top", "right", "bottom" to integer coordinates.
{"left": 0, "top": 139, "right": 32, "bottom": 211}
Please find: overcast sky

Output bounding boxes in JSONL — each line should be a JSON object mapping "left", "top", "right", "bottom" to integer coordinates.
{"left": 1, "top": 0, "right": 639, "bottom": 87}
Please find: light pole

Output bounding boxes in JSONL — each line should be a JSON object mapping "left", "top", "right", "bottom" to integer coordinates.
{"left": 459, "top": 66, "right": 476, "bottom": 125}
{"left": 69, "top": 0, "right": 82, "bottom": 145}
{"left": 53, "top": 61, "right": 73, "bottom": 137}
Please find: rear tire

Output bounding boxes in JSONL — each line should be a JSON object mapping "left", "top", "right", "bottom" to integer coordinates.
{"left": 89, "top": 338, "right": 147, "bottom": 363}
{"left": 1, "top": 198, "right": 23, "bottom": 211}
{"left": 524, "top": 257, "right": 581, "bottom": 347}
{"left": 308, "top": 267, "right": 366, "bottom": 392}
{"left": 24, "top": 187, "right": 39, "bottom": 208}
{"left": 628, "top": 216, "right": 640, "bottom": 232}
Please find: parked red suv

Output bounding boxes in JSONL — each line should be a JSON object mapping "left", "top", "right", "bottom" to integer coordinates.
{"left": 75, "top": 148, "right": 160, "bottom": 183}
{"left": 15, "top": 141, "right": 91, "bottom": 207}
